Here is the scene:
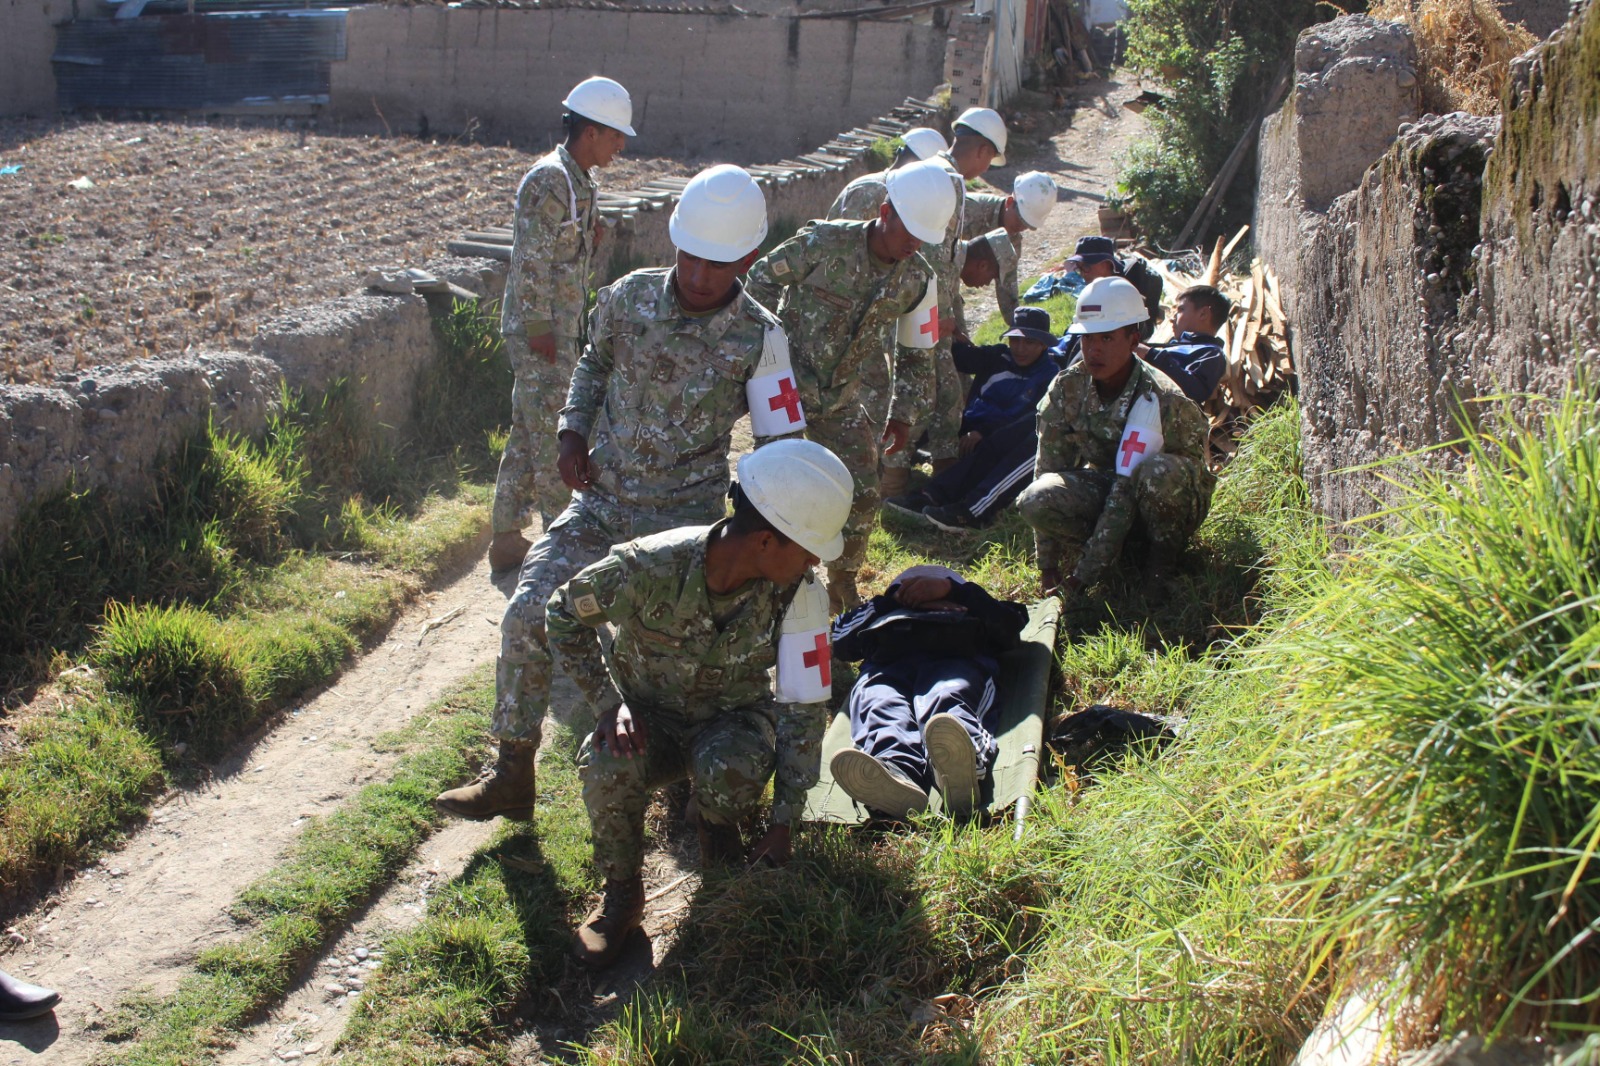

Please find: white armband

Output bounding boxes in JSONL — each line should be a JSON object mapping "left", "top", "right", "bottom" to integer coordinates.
{"left": 746, "top": 325, "right": 807, "bottom": 436}
{"left": 775, "top": 570, "right": 832, "bottom": 704}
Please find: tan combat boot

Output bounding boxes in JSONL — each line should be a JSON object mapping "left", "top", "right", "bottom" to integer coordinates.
{"left": 690, "top": 807, "right": 744, "bottom": 867}
{"left": 878, "top": 465, "right": 910, "bottom": 501}
{"left": 826, "top": 567, "right": 861, "bottom": 615}
{"left": 572, "top": 875, "right": 645, "bottom": 969}
{"left": 434, "top": 739, "right": 536, "bottom": 821}
{"left": 488, "top": 530, "right": 531, "bottom": 573}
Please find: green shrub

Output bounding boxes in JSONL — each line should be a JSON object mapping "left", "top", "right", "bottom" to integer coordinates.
{"left": 92, "top": 603, "right": 253, "bottom": 745}
{"left": 1290, "top": 390, "right": 1600, "bottom": 1038}
{"left": 1118, "top": 0, "right": 1329, "bottom": 243}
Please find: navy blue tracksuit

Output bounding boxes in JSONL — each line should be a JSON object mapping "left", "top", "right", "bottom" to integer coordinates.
{"left": 1146, "top": 331, "right": 1226, "bottom": 404}
{"left": 924, "top": 340, "right": 1060, "bottom": 523}
{"left": 833, "top": 579, "right": 1028, "bottom": 790}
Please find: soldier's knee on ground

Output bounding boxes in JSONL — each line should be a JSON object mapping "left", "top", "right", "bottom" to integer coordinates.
{"left": 1017, "top": 472, "right": 1108, "bottom": 527}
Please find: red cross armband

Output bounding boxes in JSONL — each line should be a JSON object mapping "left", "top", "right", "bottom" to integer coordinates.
{"left": 746, "top": 325, "right": 808, "bottom": 437}
{"left": 1115, "top": 392, "right": 1165, "bottom": 477}
{"left": 895, "top": 278, "right": 940, "bottom": 350}
{"left": 775, "top": 570, "right": 832, "bottom": 704}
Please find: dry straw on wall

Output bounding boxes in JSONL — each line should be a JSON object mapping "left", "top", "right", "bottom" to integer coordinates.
{"left": 1370, "top": 0, "right": 1537, "bottom": 114}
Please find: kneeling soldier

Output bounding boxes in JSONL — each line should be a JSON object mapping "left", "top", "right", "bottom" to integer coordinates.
{"left": 548, "top": 439, "right": 852, "bottom": 968}
{"left": 1017, "top": 276, "right": 1216, "bottom": 599}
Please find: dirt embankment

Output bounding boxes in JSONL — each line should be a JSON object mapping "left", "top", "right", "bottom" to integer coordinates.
{"left": 0, "top": 120, "right": 688, "bottom": 384}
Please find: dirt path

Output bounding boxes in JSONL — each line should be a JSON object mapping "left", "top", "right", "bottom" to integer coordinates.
{"left": 965, "top": 73, "right": 1150, "bottom": 330}
{"left": 0, "top": 546, "right": 508, "bottom": 1064}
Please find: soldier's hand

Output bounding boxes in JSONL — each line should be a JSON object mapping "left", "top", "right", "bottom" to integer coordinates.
{"left": 597, "top": 703, "right": 646, "bottom": 758}
{"left": 557, "top": 431, "right": 596, "bottom": 491}
{"left": 939, "top": 316, "right": 957, "bottom": 339}
{"left": 882, "top": 419, "right": 911, "bottom": 457}
{"left": 526, "top": 332, "right": 558, "bottom": 364}
{"left": 748, "top": 824, "right": 792, "bottom": 868}
{"left": 959, "top": 431, "right": 983, "bottom": 457}
{"left": 895, "top": 574, "right": 953, "bottom": 607}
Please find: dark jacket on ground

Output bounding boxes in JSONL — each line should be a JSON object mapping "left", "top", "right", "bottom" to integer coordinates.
{"left": 1145, "top": 331, "right": 1225, "bottom": 404}
{"left": 832, "top": 579, "right": 1028, "bottom": 666}
{"left": 952, "top": 340, "right": 1061, "bottom": 436}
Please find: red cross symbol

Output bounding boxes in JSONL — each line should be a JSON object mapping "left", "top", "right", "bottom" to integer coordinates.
{"left": 919, "top": 303, "right": 940, "bottom": 341}
{"left": 1120, "top": 430, "right": 1148, "bottom": 469}
{"left": 768, "top": 376, "right": 803, "bottom": 424}
{"left": 802, "top": 632, "right": 832, "bottom": 687}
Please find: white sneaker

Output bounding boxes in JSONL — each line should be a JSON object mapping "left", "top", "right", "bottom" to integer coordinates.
{"left": 830, "top": 749, "right": 928, "bottom": 819}
{"left": 924, "top": 713, "right": 980, "bottom": 818}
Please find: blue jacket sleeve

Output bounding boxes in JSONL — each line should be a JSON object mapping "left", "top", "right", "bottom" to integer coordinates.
{"left": 1146, "top": 345, "right": 1226, "bottom": 404}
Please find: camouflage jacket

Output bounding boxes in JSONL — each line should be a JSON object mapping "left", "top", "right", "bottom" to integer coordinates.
{"left": 826, "top": 170, "right": 892, "bottom": 223}
{"left": 745, "top": 219, "right": 933, "bottom": 424}
{"left": 547, "top": 521, "right": 823, "bottom": 824}
{"left": 500, "top": 145, "right": 597, "bottom": 346}
{"left": 954, "top": 229, "right": 1021, "bottom": 336}
{"left": 1035, "top": 357, "right": 1213, "bottom": 582}
{"left": 559, "top": 267, "right": 793, "bottom": 513}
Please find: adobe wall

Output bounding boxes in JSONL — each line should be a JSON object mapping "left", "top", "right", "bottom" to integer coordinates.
{"left": 327, "top": 7, "right": 949, "bottom": 162}
{"left": 0, "top": 0, "right": 76, "bottom": 117}
{"left": 1255, "top": 4, "right": 1599, "bottom": 525}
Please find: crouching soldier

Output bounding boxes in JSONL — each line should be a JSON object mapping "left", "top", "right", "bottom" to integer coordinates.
{"left": 548, "top": 440, "right": 852, "bottom": 968}
{"left": 1017, "top": 277, "right": 1216, "bottom": 599}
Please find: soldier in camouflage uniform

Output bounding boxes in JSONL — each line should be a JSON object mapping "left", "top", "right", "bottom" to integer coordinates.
{"left": 746, "top": 159, "right": 958, "bottom": 611}
{"left": 552, "top": 439, "right": 852, "bottom": 968}
{"left": 436, "top": 165, "right": 804, "bottom": 823}
{"left": 490, "top": 77, "right": 635, "bottom": 573}
{"left": 829, "top": 111, "right": 1020, "bottom": 500}
{"left": 955, "top": 229, "right": 1022, "bottom": 338}
{"left": 1017, "top": 277, "right": 1216, "bottom": 599}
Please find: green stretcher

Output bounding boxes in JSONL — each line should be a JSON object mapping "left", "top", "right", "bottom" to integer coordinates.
{"left": 801, "top": 598, "right": 1063, "bottom": 832}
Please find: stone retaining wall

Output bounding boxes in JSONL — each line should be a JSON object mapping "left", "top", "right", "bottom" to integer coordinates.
{"left": 1254, "top": 4, "right": 1599, "bottom": 526}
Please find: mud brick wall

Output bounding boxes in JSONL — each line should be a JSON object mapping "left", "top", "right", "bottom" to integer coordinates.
{"left": 327, "top": 7, "right": 948, "bottom": 163}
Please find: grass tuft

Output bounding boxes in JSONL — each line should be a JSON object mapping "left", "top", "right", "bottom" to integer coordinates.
{"left": 93, "top": 603, "right": 254, "bottom": 742}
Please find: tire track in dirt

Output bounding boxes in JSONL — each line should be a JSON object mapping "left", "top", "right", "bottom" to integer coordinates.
{"left": 0, "top": 543, "right": 509, "bottom": 1065}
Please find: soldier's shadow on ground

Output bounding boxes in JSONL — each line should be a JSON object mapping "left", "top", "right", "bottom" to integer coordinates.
{"left": 531, "top": 823, "right": 980, "bottom": 1062}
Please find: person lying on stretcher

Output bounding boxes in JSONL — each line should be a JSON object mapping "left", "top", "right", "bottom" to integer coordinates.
{"left": 828, "top": 565, "right": 1028, "bottom": 819}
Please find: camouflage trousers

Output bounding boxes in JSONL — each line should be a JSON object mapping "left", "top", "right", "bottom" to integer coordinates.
{"left": 494, "top": 490, "right": 718, "bottom": 743}
{"left": 491, "top": 333, "right": 582, "bottom": 535}
{"left": 1016, "top": 455, "right": 1214, "bottom": 578}
{"left": 579, "top": 705, "right": 776, "bottom": 880}
{"left": 882, "top": 341, "right": 964, "bottom": 470}
{"left": 805, "top": 403, "right": 881, "bottom": 574}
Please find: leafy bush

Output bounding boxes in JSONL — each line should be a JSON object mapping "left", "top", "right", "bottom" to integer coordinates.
{"left": 1118, "top": 0, "right": 1330, "bottom": 243}
{"left": 1290, "top": 391, "right": 1600, "bottom": 1039}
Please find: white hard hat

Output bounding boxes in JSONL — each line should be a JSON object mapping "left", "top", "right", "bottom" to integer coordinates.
{"left": 1068, "top": 276, "right": 1150, "bottom": 334}
{"left": 901, "top": 127, "right": 947, "bottom": 161}
{"left": 669, "top": 164, "right": 769, "bottom": 262}
{"left": 953, "top": 107, "right": 1007, "bottom": 166}
{"left": 736, "top": 439, "right": 853, "bottom": 563}
{"left": 562, "top": 76, "right": 636, "bottom": 137}
{"left": 1014, "top": 171, "right": 1057, "bottom": 229}
{"left": 884, "top": 159, "right": 959, "bottom": 245}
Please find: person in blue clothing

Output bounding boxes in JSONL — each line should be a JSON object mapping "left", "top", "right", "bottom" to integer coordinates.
{"left": 1138, "top": 284, "right": 1231, "bottom": 405}
{"left": 828, "top": 565, "right": 1028, "bottom": 819}
{"left": 884, "top": 307, "right": 1061, "bottom": 531}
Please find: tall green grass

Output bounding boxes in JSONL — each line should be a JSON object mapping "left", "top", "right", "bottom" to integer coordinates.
{"left": 1287, "top": 391, "right": 1600, "bottom": 1040}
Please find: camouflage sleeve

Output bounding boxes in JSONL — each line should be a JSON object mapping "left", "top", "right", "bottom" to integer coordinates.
{"left": 1163, "top": 391, "right": 1211, "bottom": 463}
{"left": 1033, "top": 376, "right": 1078, "bottom": 477}
{"left": 1073, "top": 477, "right": 1137, "bottom": 588}
{"left": 828, "top": 181, "right": 884, "bottom": 222}
{"left": 546, "top": 555, "right": 632, "bottom": 719}
{"left": 770, "top": 699, "right": 829, "bottom": 825}
{"left": 745, "top": 231, "right": 813, "bottom": 314}
{"left": 962, "top": 192, "right": 1007, "bottom": 240}
{"left": 997, "top": 261, "right": 1019, "bottom": 325}
{"left": 557, "top": 282, "right": 617, "bottom": 440}
{"left": 501, "top": 167, "right": 569, "bottom": 340}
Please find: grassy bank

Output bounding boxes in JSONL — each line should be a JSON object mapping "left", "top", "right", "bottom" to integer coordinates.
{"left": 98, "top": 671, "right": 494, "bottom": 1066}
{"left": 0, "top": 298, "right": 509, "bottom": 908}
